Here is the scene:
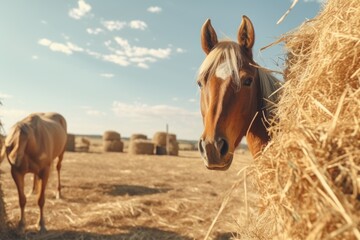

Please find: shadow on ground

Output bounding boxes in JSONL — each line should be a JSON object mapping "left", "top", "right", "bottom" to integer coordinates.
{"left": 99, "top": 184, "right": 172, "bottom": 196}
{"left": 2, "top": 226, "right": 192, "bottom": 240}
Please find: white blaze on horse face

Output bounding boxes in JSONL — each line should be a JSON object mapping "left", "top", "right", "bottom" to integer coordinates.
{"left": 215, "top": 62, "right": 232, "bottom": 80}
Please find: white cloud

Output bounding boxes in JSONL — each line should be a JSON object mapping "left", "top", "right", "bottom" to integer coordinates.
{"left": 102, "top": 20, "right": 149, "bottom": 31}
{"left": 102, "top": 21, "right": 126, "bottom": 31}
{"left": 137, "top": 62, "right": 149, "bottom": 69}
{"left": 86, "top": 49, "right": 101, "bottom": 58}
{"left": 114, "top": 37, "right": 130, "bottom": 49}
{"left": 129, "top": 20, "right": 148, "bottom": 30}
{"left": 66, "top": 42, "right": 84, "bottom": 52}
{"left": 176, "top": 48, "right": 186, "bottom": 53}
{"left": 86, "top": 28, "right": 104, "bottom": 35}
{"left": 100, "top": 73, "right": 115, "bottom": 78}
{"left": 48, "top": 42, "right": 73, "bottom": 55}
{"left": 0, "top": 93, "right": 13, "bottom": 99}
{"left": 188, "top": 98, "right": 196, "bottom": 103}
{"left": 112, "top": 101, "right": 198, "bottom": 120}
{"left": 103, "top": 37, "right": 171, "bottom": 68}
{"left": 69, "top": 0, "right": 92, "bottom": 20}
{"left": 38, "top": 38, "right": 51, "bottom": 46}
{"left": 41, "top": 20, "right": 48, "bottom": 24}
{"left": 32, "top": 55, "right": 39, "bottom": 60}
{"left": 102, "top": 54, "right": 130, "bottom": 66}
{"left": 147, "top": 6, "right": 162, "bottom": 13}
{"left": 38, "top": 38, "right": 83, "bottom": 55}
{"left": 86, "top": 109, "right": 107, "bottom": 116}
{"left": 80, "top": 106, "right": 107, "bottom": 117}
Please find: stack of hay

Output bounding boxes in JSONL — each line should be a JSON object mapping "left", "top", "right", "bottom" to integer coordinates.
{"left": 244, "top": 0, "right": 360, "bottom": 239}
{"left": 152, "top": 132, "right": 179, "bottom": 156}
{"left": 128, "top": 136, "right": 154, "bottom": 155}
{"left": 103, "top": 131, "right": 124, "bottom": 152}
{"left": 130, "top": 133, "right": 148, "bottom": 141}
{"left": 65, "top": 133, "right": 75, "bottom": 152}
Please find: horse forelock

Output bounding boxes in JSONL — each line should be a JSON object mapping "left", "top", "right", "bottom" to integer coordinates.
{"left": 198, "top": 41, "right": 244, "bottom": 90}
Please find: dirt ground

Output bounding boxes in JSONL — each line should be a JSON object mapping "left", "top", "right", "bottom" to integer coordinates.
{"left": 0, "top": 144, "right": 253, "bottom": 240}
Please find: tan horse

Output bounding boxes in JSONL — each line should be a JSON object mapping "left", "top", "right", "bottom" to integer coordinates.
{"left": 197, "top": 16, "right": 281, "bottom": 170}
{"left": 4, "top": 112, "right": 67, "bottom": 233}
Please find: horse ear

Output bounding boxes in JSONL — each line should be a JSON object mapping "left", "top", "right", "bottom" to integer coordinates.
{"left": 201, "top": 19, "right": 218, "bottom": 55}
{"left": 237, "top": 15, "right": 255, "bottom": 52}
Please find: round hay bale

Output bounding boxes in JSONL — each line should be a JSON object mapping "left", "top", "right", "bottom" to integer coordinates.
{"left": 66, "top": 133, "right": 75, "bottom": 152}
{"left": 168, "top": 141, "right": 179, "bottom": 156}
{"left": 129, "top": 139, "right": 154, "bottom": 155}
{"left": 247, "top": 0, "right": 360, "bottom": 239}
{"left": 103, "top": 131, "right": 121, "bottom": 141}
{"left": 154, "top": 142, "right": 179, "bottom": 156}
{"left": 152, "top": 132, "right": 177, "bottom": 146}
{"left": 130, "top": 134, "right": 147, "bottom": 141}
{"left": 103, "top": 140, "right": 123, "bottom": 152}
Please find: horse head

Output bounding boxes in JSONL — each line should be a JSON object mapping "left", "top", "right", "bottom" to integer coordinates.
{"left": 197, "top": 16, "right": 269, "bottom": 170}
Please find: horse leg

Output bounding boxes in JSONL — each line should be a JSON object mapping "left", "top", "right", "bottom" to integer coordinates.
{"left": 11, "top": 168, "right": 26, "bottom": 233}
{"left": 56, "top": 152, "right": 64, "bottom": 199}
{"left": 36, "top": 168, "right": 50, "bottom": 233}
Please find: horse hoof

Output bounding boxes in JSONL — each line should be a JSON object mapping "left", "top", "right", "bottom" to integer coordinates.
{"left": 37, "top": 225, "right": 47, "bottom": 234}
{"left": 17, "top": 222, "right": 25, "bottom": 234}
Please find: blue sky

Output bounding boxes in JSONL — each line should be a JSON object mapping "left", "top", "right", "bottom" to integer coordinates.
{"left": 0, "top": 0, "right": 324, "bottom": 140}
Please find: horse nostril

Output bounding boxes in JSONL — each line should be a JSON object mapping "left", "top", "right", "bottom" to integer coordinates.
{"left": 198, "top": 139, "right": 205, "bottom": 154}
{"left": 217, "top": 138, "right": 229, "bottom": 157}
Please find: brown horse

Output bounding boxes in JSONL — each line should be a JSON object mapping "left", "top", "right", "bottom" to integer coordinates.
{"left": 197, "top": 16, "right": 281, "bottom": 170}
{"left": 4, "top": 112, "right": 67, "bottom": 233}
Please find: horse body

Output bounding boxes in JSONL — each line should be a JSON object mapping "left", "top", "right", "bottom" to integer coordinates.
{"left": 5, "top": 112, "right": 67, "bottom": 232}
{"left": 197, "top": 16, "right": 281, "bottom": 170}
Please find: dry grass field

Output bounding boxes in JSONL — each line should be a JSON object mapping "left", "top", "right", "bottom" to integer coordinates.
{"left": 0, "top": 138, "right": 253, "bottom": 240}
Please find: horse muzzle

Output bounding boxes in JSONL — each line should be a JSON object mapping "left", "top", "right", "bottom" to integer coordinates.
{"left": 198, "top": 138, "right": 233, "bottom": 170}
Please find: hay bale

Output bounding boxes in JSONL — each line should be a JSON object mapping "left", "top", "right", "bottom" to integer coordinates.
{"left": 152, "top": 132, "right": 176, "bottom": 146}
{"left": 129, "top": 139, "right": 154, "bottom": 155}
{"left": 248, "top": 0, "right": 360, "bottom": 239}
{"left": 168, "top": 141, "right": 179, "bottom": 156}
{"left": 66, "top": 133, "right": 75, "bottom": 152}
{"left": 130, "top": 134, "right": 147, "bottom": 141}
{"left": 152, "top": 132, "right": 178, "bottom": 155}
{"left": 103, "top": 140, "right": 124, "bottom": 152}
{"left": 103, "top": 131, "right": 121, "bottom": 141}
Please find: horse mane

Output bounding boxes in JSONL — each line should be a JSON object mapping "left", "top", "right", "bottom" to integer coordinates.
{"left": 258, "top": 68, "right": 283, "bottom": 121}
{"left": 5, "top": 122, "right": 30, "bottom": 147}
{"left": 198, "top": 41, "right": 244, "bottom": 90}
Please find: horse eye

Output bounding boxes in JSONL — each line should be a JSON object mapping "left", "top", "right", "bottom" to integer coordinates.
{"left": 243, "top": 77, "right": 253, "bottom": 86}
{"left": 197, "top": 81, "right": 203, "bottom": 88}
